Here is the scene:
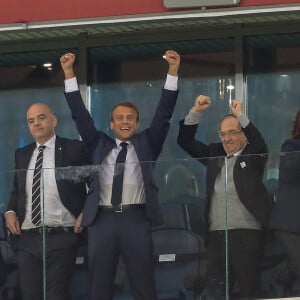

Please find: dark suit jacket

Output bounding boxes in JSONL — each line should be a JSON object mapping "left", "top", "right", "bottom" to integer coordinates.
{"left": 64, "top": 88, "right": 179, "bottom": 227}
{"left": 177, "top": 120, "right": 271, "bottom": 230}
{"left": 7, "top": 136, "right": 89, "bottom": 226}
{"left": 270, "top": 138, "right": 300, "bottom": 233}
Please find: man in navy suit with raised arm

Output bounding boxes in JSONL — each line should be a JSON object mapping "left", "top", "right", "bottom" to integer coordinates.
{"left": 60, "top": 50, "right": 180, "bottom": 300}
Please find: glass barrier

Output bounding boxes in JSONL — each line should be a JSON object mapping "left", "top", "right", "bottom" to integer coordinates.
{"left": 1, "top": 152, "right": 300, "bottom": 299}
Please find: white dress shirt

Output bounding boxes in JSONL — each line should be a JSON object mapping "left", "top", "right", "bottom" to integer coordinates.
{"left": 97, "top": 139, "right": 145, "bottom": 206}
{"left": 22, "top": 135, "right": 75, "bottom": 229}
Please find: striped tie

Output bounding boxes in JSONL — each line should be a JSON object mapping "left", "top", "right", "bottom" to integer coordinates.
{"left": 31, "top": 145, "right": 45, "bottom": 226}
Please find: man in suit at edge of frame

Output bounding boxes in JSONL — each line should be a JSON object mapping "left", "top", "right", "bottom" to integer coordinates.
{"left": 5, "top": 103, "right": 89, "bottom": 300}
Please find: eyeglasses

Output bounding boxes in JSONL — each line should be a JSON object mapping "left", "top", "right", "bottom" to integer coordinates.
{"left": 219, "top": 129, "right": 242, "bottom": 139}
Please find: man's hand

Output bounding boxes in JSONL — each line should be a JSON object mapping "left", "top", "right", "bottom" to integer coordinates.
{"left": 5, "top": 212, "right": 21, "bottom": 235}
{"left": 164, "top": 50, "right": 180, "bottom": 77}
{"left": 191, "top": 95, "right": 212, "bottom": 113}
{"left": 74, "top": 212, "right": 84, "bottom": 234}
{"left": 230, "top": 99, "right": 243, "bottom": 117}
{"left": 60, "top": 53, "right": 76, "bottom": 79}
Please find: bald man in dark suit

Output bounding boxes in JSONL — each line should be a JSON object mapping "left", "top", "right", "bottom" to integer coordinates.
{"left": 6, "top": 103, "right": 89, "bottom": 300}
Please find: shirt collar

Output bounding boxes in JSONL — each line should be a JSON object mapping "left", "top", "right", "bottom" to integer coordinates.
{"left": 229, "top": 144, "right": 246, "bottom": 158}
{"left": 36, "top": 135, "right": 56, "bottom": 149}
{"left": 115, "top": 139, "right": 131, "bottom": 147}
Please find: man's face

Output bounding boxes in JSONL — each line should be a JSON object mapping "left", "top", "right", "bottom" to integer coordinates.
{"left": 27, "top": 103, "right": 57, "bottom": 144}
{"left": 219, "top": 117, "right": 247, "bottom": 155}
{"left": 110, "top": 105, "right": 139, "bottom": 141}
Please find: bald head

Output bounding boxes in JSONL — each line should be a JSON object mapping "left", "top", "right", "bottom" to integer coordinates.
{"left": 27, "top": 103, "right": 53, "bottom": 116}
{"left": 27, "top": 103, "right": 57, "bottom": 144}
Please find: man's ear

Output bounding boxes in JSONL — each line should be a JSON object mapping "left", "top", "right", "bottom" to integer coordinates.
{"left": 110, "top": 121, "right": 114, "bottom": 130}
{"left": 136, "top": 122, "right": 140, "bottom": 131}
{"left": 52, "top": 115, "right": 58, "bottom": 128}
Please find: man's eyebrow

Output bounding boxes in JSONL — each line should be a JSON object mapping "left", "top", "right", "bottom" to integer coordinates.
{"left": 114, "top": 114, "right": 135, "bottom": 116}
{"left": 27, "top": 114, "right": 47, "bottom": 121}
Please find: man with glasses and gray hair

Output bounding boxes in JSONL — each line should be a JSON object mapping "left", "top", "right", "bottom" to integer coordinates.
{"left": 177, "top": 95, "right": 270, "bottom": 299}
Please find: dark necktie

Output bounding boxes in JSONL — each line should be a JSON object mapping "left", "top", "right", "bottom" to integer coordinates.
{"left": 31, "top": 145, "right": 46, "bottom": 226}
{"left": 111, "top": 142, "right": 128, "bottom": 208}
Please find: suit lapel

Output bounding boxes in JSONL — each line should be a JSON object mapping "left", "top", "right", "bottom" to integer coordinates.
{"left": 18, "top": 144, "right": 35, "bottom": 193}
{"left": 92, "top": 135, "right": 116, "bottom": 164}
{"left": 130, "top": 135, "right": 141, "bottom": 160}
{"left": 21, "top": 144, "right": 36, "bottom": 169}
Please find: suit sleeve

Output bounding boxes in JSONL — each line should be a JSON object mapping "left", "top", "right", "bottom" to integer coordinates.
{"left": 242, "top": 122, "right": 268, "bottom": 154}
{"left": 147, "top": 88, "right": 179, "bottom": 159}
{"left": 64, "top": 91, "right": 100, "bottom": 152}
{"left": 278, "top": 139, "right": 300, "bottom": 184}
{"left": 177, "top": 119, "right": 210, "bottom": 164}
{"left": 6, "top": 150, "right": 21, "bottom": 213}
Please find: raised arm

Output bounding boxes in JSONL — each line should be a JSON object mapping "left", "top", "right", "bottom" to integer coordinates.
{"left": 165, "top": 50, "right": 180, "bottom": 77}
{"left": 147, "top": 50, "right": 180, "bottom": 158}
{"left": 230, "top": 99, "right": 268, "bottom": 155}
{"left": 177, "top": 95, "right": 212, "bottom": 161}
{"left": 60, "top": 53, "right": 76, "bottom": 79}
{"left": 60, "top": 53, "right": 100, "bottom": 151}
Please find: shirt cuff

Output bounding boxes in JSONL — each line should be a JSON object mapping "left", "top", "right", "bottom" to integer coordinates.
{"left": 65, "top": 77, "right": 79, "bottom": 93}
{"left": 184, "top": 109, "right": 202, "bottom": 125}
{"left": 5, "top": 211, "right": 16, "bottom": 216}
{"left": 237, "top": 114, "right": 250, "bottom": 128}
{"left": 164, "top": 74, "right": 178, "bottom": 91}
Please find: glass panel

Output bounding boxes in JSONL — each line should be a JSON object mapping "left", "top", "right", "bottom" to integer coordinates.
{"left": 245, "top": 33, "right": 300, "bottom": 152}
{"left": 268, "top": 150, "right": 300, "bottom": 298}
{"left": 46, "top": 159, "right": 211, "bottom": 300}
{"left": 0, "top": 169, "right": 18, "bottom": 299}
{"left": 2, "top": 34, "right": 299, "bottom": 299}
{"left": 221, "top": 153, "right": 271, "bottom": 300}
{"left": 2, "top": 152, "right": 300, "bottom": 299}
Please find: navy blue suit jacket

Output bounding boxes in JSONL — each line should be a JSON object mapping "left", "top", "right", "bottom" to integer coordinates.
{"left": 7, "top": 136, "right": 89, "bottom": 226}
{"left": 270, "top": 138, "right": 300, "bottom": 233}
{"left": 64, "top": 88, "right": 179, "bottom": 227}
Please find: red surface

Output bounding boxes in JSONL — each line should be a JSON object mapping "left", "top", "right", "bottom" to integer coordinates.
{"left": 1, "top": 0, "right": 300, "bottom": 24}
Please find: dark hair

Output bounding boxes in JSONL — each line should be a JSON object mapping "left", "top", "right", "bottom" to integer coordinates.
{"left": 291, "top": 109, "right": 300, "bottom": 139}
{"left": 110, "top": 101, "right": 139, "bottom": 122}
